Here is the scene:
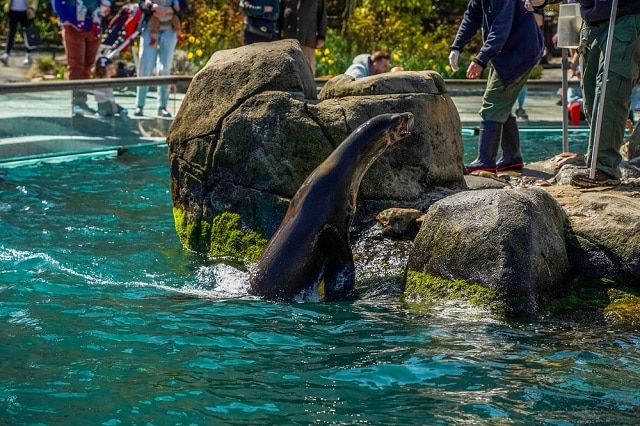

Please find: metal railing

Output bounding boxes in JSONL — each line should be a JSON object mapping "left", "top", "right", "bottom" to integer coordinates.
{"left": 0, "top": 75, "right": 578, "bottom": 95}
{"left": 0, "top": 75, "right": 193, "bottom": 94}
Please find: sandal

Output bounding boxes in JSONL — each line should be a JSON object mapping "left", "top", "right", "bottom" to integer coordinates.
{"left": 570, "top": 170, "right": 620, "bottom": 188}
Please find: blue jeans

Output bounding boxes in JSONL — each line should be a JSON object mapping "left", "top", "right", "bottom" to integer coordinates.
{"left": 135, "top": 25, "right": 177, "bottom": 110}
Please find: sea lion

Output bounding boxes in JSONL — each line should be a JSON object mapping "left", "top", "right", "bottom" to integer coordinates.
{"left": 248, "top": 112, "right": 414, "bottom": 301}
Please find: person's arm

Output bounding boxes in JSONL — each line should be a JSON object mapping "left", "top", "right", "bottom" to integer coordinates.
{"left": 450, "top": 0, "right": 483, "bottom": 53}
{"left": 315, "top": 0, "right": 327, "bottom": 48}
{"left": 26, "top": 0, "right": 38, "bottom": 19}
{"left": 240, "top": 0, "right": 276, "bottom": 17}
{"left": 472, "top": 0, "right": 515, "bottom": 70}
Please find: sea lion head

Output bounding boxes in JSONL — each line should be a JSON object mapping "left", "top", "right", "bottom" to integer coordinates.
{"left": 366, "top": 112, "right": 414, "bottom": 150}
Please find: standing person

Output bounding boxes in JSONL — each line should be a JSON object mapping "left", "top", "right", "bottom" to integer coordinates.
{"left": 239, "top": 0, "right": 279, "bottom": 45}
{"left": 279, "top": 0, "right": 326, "bottom": 75}
{"left": 449, "top": 0, "right": 546, "bottom": 173}
{"left": 52, "top": 0, "right": 111, "bottom": 117}
{"left": 1, "top": 0, "right": 38, "bottom": 66}
{"left": 344, "top": 51, "right": 391, "bottom": 79}
{"left": 134, "top": 0, "right": 178, "bottom": 118}
{"left": 94, "top": 56, "right": 128, "bottom": 118}
{"left": 570, "top": 0, "right": 640, "bottom": 187}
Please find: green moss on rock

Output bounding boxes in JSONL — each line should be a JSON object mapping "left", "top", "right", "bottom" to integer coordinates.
{"left": 173, "top": 208, "right": 267, "bottom": 262}
{"left": 546, "top": 276, "right": 639, "bottom": 326}
{"left": 604, "top": 296, "right": 640, "bottom": 328}
{"left": 404, "top": 270, "right": 506, "bottom": 312}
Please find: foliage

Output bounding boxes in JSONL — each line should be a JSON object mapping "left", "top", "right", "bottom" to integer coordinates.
{"left": 26, "top": 56, "right": 67, "bottom": 80}
{"left": 317, "top": 0, "right": 476, "bottom": 78}
{"left": 2, "top": 0, "right": 544, "bottom": 81}
{"left": 179, "top": 0, "right": 244, "bottom": 69}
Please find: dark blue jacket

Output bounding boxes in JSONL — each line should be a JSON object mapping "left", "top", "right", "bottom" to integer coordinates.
{"left": 580, "top": 0, "right": 640, "bottom": 24}
{"left": 451, "top": 0, "right": 544, "bottom": 85}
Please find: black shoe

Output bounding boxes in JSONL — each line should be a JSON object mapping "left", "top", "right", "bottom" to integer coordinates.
{"left": 134, "top": 107, "right": 144, "bottom": 117}
{"left": 515, "top": 107, "right": 528, "bottom": 120}
{"left": 158, "top": 108, "right": 172, "bottom": 118}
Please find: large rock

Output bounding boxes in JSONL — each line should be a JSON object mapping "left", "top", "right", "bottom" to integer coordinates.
{"left": 541, "top": 185, "right": 640, "bottom": 280}
{"left": 405, "top": 188, "right": 572, "bottom": 315}
{"left": 167, "top": 40, "right": 464, "bottom": 253}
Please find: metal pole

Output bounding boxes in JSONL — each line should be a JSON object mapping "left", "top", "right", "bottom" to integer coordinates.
{"left": 589, "top": 0, "right": 619, "bottom": 179}
{"left": 561, "top": 46, "right": 569, "bottom": 152}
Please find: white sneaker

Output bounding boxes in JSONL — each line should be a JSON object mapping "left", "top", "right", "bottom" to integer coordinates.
{"left": 23, "top": 54, "right": 32, "bottom": 66}
{"left": 0, "top": 53, "right": 9, "bottom": 66}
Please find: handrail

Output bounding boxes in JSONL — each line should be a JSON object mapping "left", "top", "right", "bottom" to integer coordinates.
{"left": 0, "top": 75, "right": 579, "bottom": 95}
{"left": 0, "top": 75, "right": 193, "bottom": 94}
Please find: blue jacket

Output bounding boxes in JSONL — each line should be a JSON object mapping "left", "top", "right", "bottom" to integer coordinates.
{"left": 51, "top": 0, "right": 109, "bottom": 32}
{"left": 344, "top": 54, "right": 371, "bottom": 79}
{"left": 451, "top": 0, "right": 544, "bottom": 85}
{"left": 579, "top": 0, "right": 640, "bottom": 23}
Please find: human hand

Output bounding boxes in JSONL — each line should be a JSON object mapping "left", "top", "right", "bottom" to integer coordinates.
{"left": 448, "top": 50, "right": 460, "bottom": 72}
{"left": 316, "top": 38, "right": 325, "bottom": 49}
{"left": 26, "top": 8, "right": 35, "bottom": 20}
{"left": 264, "top": 6, "right": 273, "bottom": 13}
{"left": 466, "top": 62, "right": 483, "bottom": 79}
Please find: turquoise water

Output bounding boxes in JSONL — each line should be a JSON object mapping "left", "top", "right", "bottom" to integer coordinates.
{"left": 462, "top": 127, "right": 590, "bottom": 164}
{"left": 1, "top": 142, "right": 639, "bottom": 425}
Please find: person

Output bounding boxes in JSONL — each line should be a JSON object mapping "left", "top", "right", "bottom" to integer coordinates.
{"left": 513, "top": 6, "right": 545, "bottom": 121}
{"left": 570, "top": 0, "right": 640, "bottom": 187}
{"left": 448, "top": 0, "right": 547, "bottom": 173}
{"left": 52, "top": 0, "right": 111, "bottom": 117}
{"left": 239, "top": 0, "right": 279, "bottom": 45}
{"left": 344, "top": 51, "right": 391, "bottom": 79}
{"left": 1, "top": 0, "right": 38, "bottom": 66}
{"left": 134, "top": 0, "right": 178, "bottom": 118}
{"left": 93, "top": 56, "right": 128, "bottom": 118}
{"left": 147, "top": 0, "right": 181, "bottom": 47}
{"left": 278, "top": 0, "right": 326, "bottom": 75}
{"left": 515, "top": 88, "right": 529, "bottom": 120}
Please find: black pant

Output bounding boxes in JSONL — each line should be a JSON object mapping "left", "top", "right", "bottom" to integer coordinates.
{"left": 5, "top": 10, "right": 34, "bottom": 54}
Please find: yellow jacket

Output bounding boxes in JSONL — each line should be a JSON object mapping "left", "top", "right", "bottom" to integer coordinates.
{"left": 4, "top": 0, "right": 39, "bottom": 14}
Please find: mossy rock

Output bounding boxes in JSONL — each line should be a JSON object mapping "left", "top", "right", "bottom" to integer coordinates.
{"left": 173, "top": 208, "right": 267, "bottom": 263}
{"left": 403, "top": 270, "right": 507, "bottom": 314}
{"left": 604, "top": 295, "right": 640, "bottom": 329}
{"left": 546, "top": 276, "right": 639, "bottom": 326}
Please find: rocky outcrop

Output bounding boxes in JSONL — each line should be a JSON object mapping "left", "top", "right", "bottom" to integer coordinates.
{"left": 167, "top": 40, "right": 464, "bottom": 253}
{"left": 405, "top": 188, "right": 572, "bottom": 315}
{"left": 167, "top": 40, "right": 639, "bottom": 324}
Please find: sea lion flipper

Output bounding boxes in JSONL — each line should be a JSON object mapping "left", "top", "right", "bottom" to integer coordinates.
{"left": 322, "top": 233, "right": 355, "bottom": 300}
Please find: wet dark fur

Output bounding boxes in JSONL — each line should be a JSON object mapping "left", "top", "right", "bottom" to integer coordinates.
{"left": 248, "top": 112, "right": 414, "bottom": 301}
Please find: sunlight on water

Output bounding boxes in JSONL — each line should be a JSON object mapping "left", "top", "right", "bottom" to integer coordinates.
{"left": 1, "top": 143, "right": 639, "bottom": 424}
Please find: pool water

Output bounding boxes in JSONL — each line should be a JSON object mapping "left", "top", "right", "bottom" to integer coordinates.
{"left": 462, "top": 127, "right": 590, "bottom": 164}
{"left": 1, "top": 143, "right": 639, "bottom": 424}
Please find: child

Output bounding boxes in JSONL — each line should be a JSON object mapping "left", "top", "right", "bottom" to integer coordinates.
{"left": 94, "top": 57, "right": 129, "bottom": 118}
{"left": 147, "top": 0, "right": 182, "bottom": 47}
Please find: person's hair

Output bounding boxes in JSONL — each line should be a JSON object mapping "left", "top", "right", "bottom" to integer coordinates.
{"left": 94, "top": 56, "right": 113, "bottom": 78}
{"left": 371, "top": 51, "right": 390, "bottom": 62}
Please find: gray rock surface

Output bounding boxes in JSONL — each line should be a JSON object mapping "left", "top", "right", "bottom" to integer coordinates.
{"left": 406, "top": 187, "right": 572, "bottom": 315}
{"left": 168, "top": 40, "right": 464, "bottom": 244}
